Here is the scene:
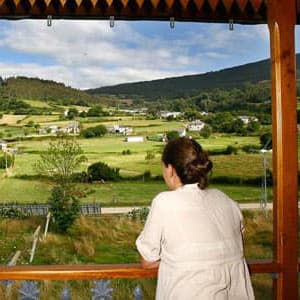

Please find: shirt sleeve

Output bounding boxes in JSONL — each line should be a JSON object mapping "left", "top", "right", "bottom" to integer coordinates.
{"left": 136, "top": 194, "right": 164, "bottom": 262}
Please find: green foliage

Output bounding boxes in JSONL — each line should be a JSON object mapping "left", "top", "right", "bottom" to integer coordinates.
{"left": 145, "top": 150, "right": 155, "bottom": 161}
{"left": 200, "top": 124, "right": 212, "bottom": 138}
{"left": 260, "top": 132, "right": 272, "bottom": 149}
{"left": 166, "top": 130, "right": 179, "bottom": 141}
{"left": 247, "top": 120, "right": 260, "bottom": 133}
{"left": 122, "top": 149, "right": 132, "bottom": 155}
{"left": 81, "top": 125, "right": 107, "bottom": 138}
{"left": 67, "top": 108, "right": 79, "bottom": 120}
{"left": 86, "top": 105, "right": 104, "bottom": 117}
{"left": 0, "top": 154, "right": 14, "bottom": 169}
{"left": 0, "top": 76, "right": 109, "bottom": 106}
{"left": 127, "top": 207, "right": 149, "bottom": 222}
{"left": 87, "top": 161, "right": 120, "bottom": 181}
{"left": 48, "top": 185, "right": 80, "bottom": 233}
{"left": 242, "top": 144, "right": 261, "bottom": 153}
{"left": 34, "top": 137, "right": 87, "bottom": 185}
{"left": 209, "top": 145, "right": 238, "bottom": 156}
{"left": 0, "top": 207, "right": 27, "bottom": 218}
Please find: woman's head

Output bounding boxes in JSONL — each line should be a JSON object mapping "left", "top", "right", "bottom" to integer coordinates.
{"left": 162, "top": 137, "right": 213, "bottom": 190}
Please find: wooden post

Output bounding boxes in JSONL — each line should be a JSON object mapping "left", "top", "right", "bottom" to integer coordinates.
{"left": 43, "top": 212, "right": 51, "bottom": 239}
{"left": 30, "top": 226, "right": 41, "bottom": 263}
{"left": 268, "top": 1, "right": 298, "bottom": 299}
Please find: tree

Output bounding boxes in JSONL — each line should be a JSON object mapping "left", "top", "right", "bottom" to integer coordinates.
{"left": 67, "top": 108, "right": 79, "bottom": 120}
{"left": 260, "top": 132, "right": 272, "bottom": 149}
{"left": 145, "top": 150, "right": 155, "bottom": 163}
{"left": 35, "top": 137, "right": 87, "bottom": 185}
{"left": 81, "top": 125, "right": 107, "bottom": 138}
{"left": 166, "top": 131, "right": 179, "bottom": 141}
{"left": 247, "top": 120, "right": 260, "bottom": 133}
{"left": 200, "top": 125, "right": 212, "bottom": 138}
{"left": 87, "top": 161, "right": 120, "bottom": 181}
{"left": 35, "top": 137, "right": 87, "bottom": 232}
{"left": 87, "top": 105, "right": 104, "bottom": 117}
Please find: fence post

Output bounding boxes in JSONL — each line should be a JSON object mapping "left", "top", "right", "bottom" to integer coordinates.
{"left": 30, "top": 226, "right": 41, "bottom": 263}
{"left": 43, "top": 212, "right": 51, "bottom": 239}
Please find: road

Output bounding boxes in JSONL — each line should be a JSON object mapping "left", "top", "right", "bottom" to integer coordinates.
{"left": 101, "top": 203, "right": 279, "bottom": 214}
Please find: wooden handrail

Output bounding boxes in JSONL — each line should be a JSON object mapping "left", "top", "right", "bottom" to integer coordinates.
{"left": 0, "top": 260, "right": 281, "bottom": 281}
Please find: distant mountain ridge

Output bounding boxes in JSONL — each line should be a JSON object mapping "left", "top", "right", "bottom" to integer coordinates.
{"left": 0, "top": 76, "right": 108, "bottom": 106}
{"left": 87, "top": 54, "right": 300, "bottom": 99}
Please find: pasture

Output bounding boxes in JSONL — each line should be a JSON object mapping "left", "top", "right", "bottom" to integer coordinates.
{"left": 0, "top": 116, "right": 273, "bottom": 205}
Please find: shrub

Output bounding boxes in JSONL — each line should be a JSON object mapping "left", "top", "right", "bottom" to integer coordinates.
{"left": 127, "top": 207, "right": 149, "bottom": 222}
{"left": 48, "top": 185, "right": 80, "bottom": 233}
{"left": 88, "top": 162, "right": 120, "bottom": 181}
{"left": 166, "top": 130, "right": 179, "bottom": 141}
{"left": 242, "top": 144, "right": 261, "bottom": 153}
{"left": 0, "top": 207, "right": 27, "bottom": 219}
{"left": 200, "top": 125, "right": 212, "bottom": 138}
{"left": 81, "top": 125, "right": 107, "bottom": 138}
{"left": 122, "top": 149, "right": 131, "bottom": 155}
{"left": 0, "top": 155, "right": 14, "bottom": 169}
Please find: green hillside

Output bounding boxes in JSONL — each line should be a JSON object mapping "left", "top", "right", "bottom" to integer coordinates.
{"left": 87, "top": 54, "right": 300, "bottom": 99}
{"left": 0, "top": 76, "right": 110, "bottom": 106}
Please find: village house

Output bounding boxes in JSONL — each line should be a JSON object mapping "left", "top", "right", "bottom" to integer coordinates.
{"left": 237, "top": 115, "right": 258, "bottom": 124}
{"left": 0, "top": 140, "right": 7, "bottom": 151}
{"left": 177, "top": 128, "right": 186, "bottom": 137}
{"left": 60, "top": 122, "right": 80, "bottom": 134}
{"left": 107, "top": 125, "right": 133, "bottom": 135}
{"left": 187, "top": 120, "right": 205, "bottom": 131}
{"left": 160, "top": 111, "right": 181, "bottom": 119}
{"left": 124, "top": 136, "right": 144, "bottom": 142}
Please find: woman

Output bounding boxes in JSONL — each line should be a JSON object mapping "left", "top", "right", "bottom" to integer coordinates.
{"left": 136, "top": 137, "right": 254, "bottom": 300}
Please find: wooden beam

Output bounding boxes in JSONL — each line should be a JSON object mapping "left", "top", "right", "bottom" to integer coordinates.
{"left": 0, "top": 261, "right": 279, "bottom": 281}
{"left": 267, "top": 1, "right": 298, "bottom": 299}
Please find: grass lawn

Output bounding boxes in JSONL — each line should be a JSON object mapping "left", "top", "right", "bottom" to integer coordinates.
{"left": 0, "top": 211, "right": 275, "bottom": 299}
{"left": 0, "top": 177, "right": 271, "bottom": 205}
{"left": 0, "top": 114, "right": 27, "bottom": 126}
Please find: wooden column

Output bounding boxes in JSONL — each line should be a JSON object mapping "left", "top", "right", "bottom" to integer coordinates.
{"left": 268, "top": 1, "right": 298, "bottom": 299}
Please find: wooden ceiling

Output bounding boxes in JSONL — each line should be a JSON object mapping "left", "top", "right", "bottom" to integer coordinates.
{"left": 0, "top": 0, "right": 270, "bottom": 23}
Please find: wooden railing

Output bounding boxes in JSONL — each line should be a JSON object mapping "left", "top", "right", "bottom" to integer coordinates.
{"left": 0, "top": 260, "right": 283, "bottom": 281}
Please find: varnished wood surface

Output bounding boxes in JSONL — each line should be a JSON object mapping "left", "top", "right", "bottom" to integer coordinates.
{"left": 0, "top": 0, "right": 268, "bottom": 22}
{"left": 268, "top": 0, "right": 298, "bottom": 299}
{"left": 0, "top": 260, "right": 282, "bottom": 280}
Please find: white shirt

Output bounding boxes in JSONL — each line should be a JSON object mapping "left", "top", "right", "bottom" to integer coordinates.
{"left": 136, "top": 184, "right": 254, "bottom": 300}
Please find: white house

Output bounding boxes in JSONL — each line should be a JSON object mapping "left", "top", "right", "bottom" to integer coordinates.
{"left": 0, "top": 140, "right": 7, "bottom": 151}
{"left": 60, "top": 122, "right": 80, "bottom": 134}
{"left": 160, "top": 111, "right": 181, "bottom": 119}
{"left": 187, "top": 120, "right": 205, "bottom": 131}
{"left": 108, "top": 125, "right": 133, "bottom": 135}
{"left": 177, "top": 128, "right": 187, "bottom": 137}
{"left": 237, "top": 116, "right": 258, "bottom": 124}
{"left": 124, "top": 136, "right": 144, "bottom": 142}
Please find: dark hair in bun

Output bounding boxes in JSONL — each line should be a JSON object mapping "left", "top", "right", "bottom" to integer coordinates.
{"left": 162, "top": 137, "right": 213, "bottom": 190}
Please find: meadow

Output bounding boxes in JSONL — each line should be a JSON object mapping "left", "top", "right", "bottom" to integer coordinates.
{"left": 0, "top": 122, "right": 270, "bottom": 205}
{"left": 0, "top": 211, "right": 274, "bottom": 299}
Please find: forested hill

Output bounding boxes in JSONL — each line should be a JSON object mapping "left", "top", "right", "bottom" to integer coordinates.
{"left": 87, "top": 54, "right": 300, "bottom": 99}
{"left": 0, "top": 77, "right": 109, "bottom": 106}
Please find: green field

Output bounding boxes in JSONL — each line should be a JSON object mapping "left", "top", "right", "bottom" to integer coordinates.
{"left": 0, "top": 211, "right": 275, "bottom": 299}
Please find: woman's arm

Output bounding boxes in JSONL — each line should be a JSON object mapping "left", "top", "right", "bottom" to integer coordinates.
{"left": 140, "top": 256, "right": 160, "bottom": 269}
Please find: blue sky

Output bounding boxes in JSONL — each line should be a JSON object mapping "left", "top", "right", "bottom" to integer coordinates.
{"left": 0, "top": 20, "right": 299, "bottom": 89}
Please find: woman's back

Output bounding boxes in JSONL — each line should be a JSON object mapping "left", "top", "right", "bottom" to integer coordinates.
{"left": 157, "top": 184, "right": 244, "bottom": 268}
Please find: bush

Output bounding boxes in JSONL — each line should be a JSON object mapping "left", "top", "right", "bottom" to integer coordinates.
{"left": 87, "top": 162, "right": 120, "bottom": 181}
{"left": 81, "top": 125, "right": 107, "bottom": 138}
{"left": 48, "top": 185, "right": 80, "bottom": 233}
{"left": 127, "top": 207, "right": 150, "bottom": 222}
{"left": 0, "top": 155, "right": 14, "bottom": 169}
{"left": 122, "top": 149, "right": 132, "bottom": 155}
{"left": 209, "top": 145, "right": 237, "bottom": 156}
{"left": 166, "top": 130, "right": 179, "bottom": 141}
{"left": 0, "top": 207, "right": 27, "bottom": 219}
{"left": 200, "top": 125, "right": 212, "bottom": 138}
{"left": 242, "top": 144, "right": 261, "bottom": 153}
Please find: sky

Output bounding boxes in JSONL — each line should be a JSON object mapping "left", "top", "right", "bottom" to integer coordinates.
{"left": 0, "top": 20, "right": 300, "bottom": 90}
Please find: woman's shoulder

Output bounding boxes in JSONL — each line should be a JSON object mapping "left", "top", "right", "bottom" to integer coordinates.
{"left": 205, "top": 188, "right": 239, "bottom": 207}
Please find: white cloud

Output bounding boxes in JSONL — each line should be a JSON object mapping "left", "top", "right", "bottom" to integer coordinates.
{"left": 0, "top": 20, "right": 270, "bottom": 89}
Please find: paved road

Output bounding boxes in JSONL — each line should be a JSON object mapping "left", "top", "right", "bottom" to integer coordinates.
{"left": 101, "top": 203, "right": 277, "bottom": 214}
